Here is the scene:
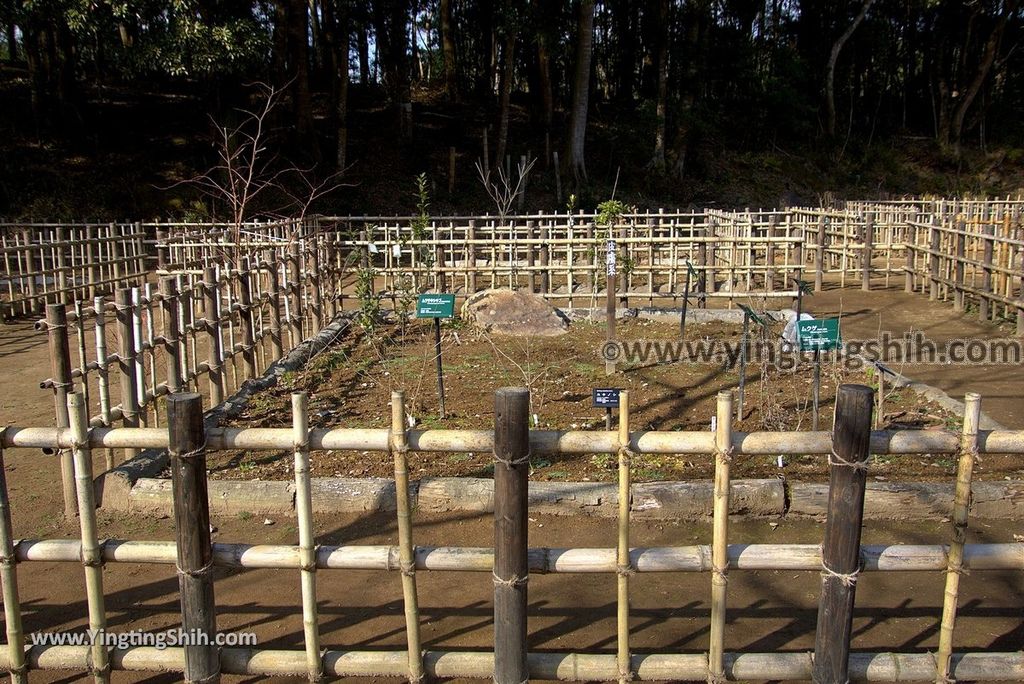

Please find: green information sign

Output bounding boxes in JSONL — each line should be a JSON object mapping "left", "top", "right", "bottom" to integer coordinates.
{"left": 416, "top": 293, "right": 456, "bottom": 319}
{"left": 798, "top": 318, "right": 841, "bottom": 351}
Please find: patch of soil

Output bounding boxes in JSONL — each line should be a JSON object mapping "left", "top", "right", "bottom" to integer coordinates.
{"left": 207, "top": 317, "right": 1020, "bottom": 483}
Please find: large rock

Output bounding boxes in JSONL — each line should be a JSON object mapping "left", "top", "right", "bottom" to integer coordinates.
{"left": 461, "top": 289, "right": 569, "bottom": 336}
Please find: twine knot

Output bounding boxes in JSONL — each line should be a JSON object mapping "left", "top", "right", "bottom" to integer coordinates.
{"left": 492, "top": 571, "right": 528, "bottom": 588}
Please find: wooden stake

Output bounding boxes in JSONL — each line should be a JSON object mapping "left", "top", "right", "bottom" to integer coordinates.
{"left": 237, "top": 272, "right": 256, "bottom": 381}
{"left": 0, "top": 433, "right": 27, "bottom": 684}
{"left": 45, "top": 303, "right": 78, "bottom": 519}
{"left": 434, "top": 318, "right": 446, "bottom": 419}
{"left": 268, "top": 254, "right": 284, "bottom": 361}
{"left": 737, "top": 312, "right": 749, "bottom": 421}
{"left": 448, "top": 147, "right": 457, "bottom": 194}
{"left": 981, "top": 224, "right": 995, "bottom": 321}
{"left": 493, "top": 387, "right": 530, "bottom": 684}
{"left": 68, "top": 393, "right": 109, "bottom": 683}
{"left": 167, "top": 393, "right": 220, "bottom": 684}
{"left": 935, "top": 392, "right": 981, "bottom": 684}
{"left": 291, "top": 393, "right": 323, "bottom": 681}
{"left": 391, "top": 391, "right": 424, "bottom": 683}
{"left": 814, "top": 216, "right": 825, "bottom": 293}
{"left": 160, "top": 278, "right": 183, "bottom": 395}
{"left": 708, "top": 390, "right": 734, "bottom": 683}
{"left": 861, "top": 213, "right": 874, "bottom": 291}
{"left": 606, "top": 238, "right": 616, "bottom": 376}
{"left": 616, "top": 390, "right": 632, "bottom": 683}
{"left": 813, "top": 384, "right": 873, "bottom": 684}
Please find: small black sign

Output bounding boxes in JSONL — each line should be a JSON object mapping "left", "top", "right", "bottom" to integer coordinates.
{"left": 592, "top": 388, "right": 621, "bottom": 408}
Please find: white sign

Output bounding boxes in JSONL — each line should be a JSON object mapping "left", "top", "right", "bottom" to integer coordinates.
{"left": 368, "top": 242, "right": 379, "bottom": 254}
{"left": 606, "top": 240, "right": 616, "bottom": 276}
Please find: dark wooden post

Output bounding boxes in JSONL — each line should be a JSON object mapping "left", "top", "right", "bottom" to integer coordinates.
{"left": 493, "top": 387, "right": 530, "bottom": 684}
{"left": 237, "top": 272, "right": 257, "bottom": 381}
{"left": 981, "top": 223, "right": 995, "bottom": 321}
{"left": 540, "top": 223, "right": 550, "bottom": 294}
{"left": 159, "top": 277, "right": 183, "bottom": 394}
{"left": 812, "top": 383, "right": 873, "bottom": 684}
{"left": 435, "top": 223, "right": 446, "bottom": 293}
{"left": 766, "top": 215, "right": 778, "bottom": 292}
{"left": 115, "top": 288, "right": 141, "bottom": 461}
{"left": 308, "top": 237, "right": 323, "bottom": 332}
{"left": 156, "top": 228, "right": 169, "bottom": 271}
{"left": 203, "top": 267, "right": 224, "bottom": 407}
{"left": 526, "top": 220, "right": 537, "bottom": 293}
{"left": 43, "top": 304, "right": 78, "bottom": 519}
{"left": 268, "top": 254, "right": 284, "bottom": 361}
{"left": 698, "top": 226, "right": 709, "bottom": 306}
{"left": 954, "top": 218, "right": 966, "bottom": 311}
{"left": 167, "top": 393, "right": 220, "bottom": 684}
{"left": 22, "top": 228, "right": 39, "bottom": 314}
{"left": 861, "top": 213, "right": 874, "bottom": 291}
{"left": 929, "top": 218, "right": 941, "bottom": 301}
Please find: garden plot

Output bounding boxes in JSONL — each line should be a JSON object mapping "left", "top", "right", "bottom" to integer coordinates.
{"left": 203, "top": 316, "right": 1003, "bottom": 483}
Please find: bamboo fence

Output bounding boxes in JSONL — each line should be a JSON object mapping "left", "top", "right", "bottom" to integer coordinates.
{"left": 0, "top": 388, "right": 1023, "bottom": 681}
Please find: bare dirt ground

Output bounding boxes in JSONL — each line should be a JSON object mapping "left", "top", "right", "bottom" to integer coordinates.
{"left": 1, "top": 278, "right": 1022, "bottom": 682}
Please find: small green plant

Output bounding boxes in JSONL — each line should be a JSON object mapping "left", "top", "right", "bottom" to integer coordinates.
{"left": 355, "top": 266, "right": 382, "bottom": 335}
{"left": 238, "top": 511, "right": 252, "bottom": 521}
{"left": 590, "top": 453, "right": 614, "bottom": 469}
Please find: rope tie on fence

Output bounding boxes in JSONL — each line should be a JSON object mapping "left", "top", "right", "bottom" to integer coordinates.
{"left": 820, "top": 559, "right": 860, "bottom": 587}
{"left": 176, "top": 558, "right": 214, "bottom": 579}
{"left": 616, "top": 563, "right": 635, "bottom": 577}
{"left": 711, "top": 561, "right": 729, "bottom": 586}
{"left": 175, "top": 442, "right": 207, "bottom": 460}
{"left": 492, "top": 571, "right": 528, "bottom": 588}
{"left": 400, "top": 560, "right": 416, "bottom": 578}
{"left": 299, "top": 545, "right": 319, "bottom": 573}
{"left": 494, "top": 451, "right": 531, "bottom": 469}
{"left": 828, "top": 448, "right": 868, "bottom": 471}
{"left": 617, "top": 446, "right": 636, "bottom": 466}
{"left": 714, "top": 444, "right": 734, "bottom": 463}
{"left": 7, "top": 663, "right": 27, "bottom": 679}
{"left": 705, "top": 666, "right": 727, "bottom": 684}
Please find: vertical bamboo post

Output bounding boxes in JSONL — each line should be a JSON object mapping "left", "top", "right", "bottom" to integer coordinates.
{"left": 708, "top": 390, "right": 733, "bottom": 683}
{"left": 237, "top": 272, "right": 256, "bottom": 381}
{"left": 815, "top": 216, "right": 826, "bottom": 292}
{"left": 22, "top": 228, "right": 39, "bottom": 314}
{"left": 203, "top": 267, "right": 224, "bottom": 407}
{"left": 616, "top": 390, "right": 632, "bottom": 683}
{"left": 160, "top": 278, "right": 183, "bottom": 395}
{"left": 935, "top": 392, "right": 981, "bottom": 684}
{"left": 526, "top": 220, "right": 537, "bottom": 292}
{"left": 45, "top": 303, "right": 78, "bottom": 519}
{"left": 131, "top": 287, "right": 147, "bottom": 424}
{"left": 766, "top": 215, "right": 777, "bottom": 292}
{"left": 308, "top": 238, "right": 323, "bottom": 333}
{"left": 468, "top": 220, "right": 478, "bottom": 293}
{"left": 68, "top": 393, "right": 110, "bottom": 683}
{"left": 493, "top": 387, "right": 530, "bottom": 684}
{"left": 905, "top": 222, "right": 917, "bottom": 293}
{"left": 291, "top": 393, "right": 323, "bottom": 681}
{"left": 980, "top": 225, "right": 995, "bottom": 321}
{"left": 929, "top": 218, "right": 941, "bottom": 300}
{"left": 268, "top": 254, "right": 284, "bottom": 361}
{"left": 167, "top": 393, "right": 220, "bottom": 684}
{"left": 0, "top": 432, "right": 27, "bottom": 684}
{"left": 390, "top": 391, "right": 424, "bottom": 683}
{"left": 954, "top": 219, "right": 966, "bottom": 312}
{"left": 812, "top": 384, "right": 873, "bottom": 684}
{"left": 861, "top": 213, "right": 874, "bottom": 291}
{"left": 1018, "top": 245, "right": 1024, "bottom": 336}
{"left": 288, "top": 240, "right": 303, "bottom": 345}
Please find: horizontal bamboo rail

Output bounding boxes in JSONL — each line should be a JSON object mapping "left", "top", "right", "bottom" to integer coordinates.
{"left": 6, "top": 425, "right": 1024, "bottom": 455}
{"left": 12, "top": 539, "right": 1023, "bottom": 572}
{"left": 0, "top": 646, "right": 1020, "bottom": 681}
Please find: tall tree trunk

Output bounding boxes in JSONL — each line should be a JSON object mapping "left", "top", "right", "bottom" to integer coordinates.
{"left": 650, "top": 0, "right": 669, "bottom": 169}
{"left": 824, "top": 0, "right": 875, "bottom": 138}
{"left": 323, "top": 0, "right": 350, "bottom": 170}
{"left": 308, "top": 0, "right": 322, "bottom": 80}
{"left": 536, "top": 34, "right": 553, "bottom": 132}
{"left": 611, "top": 0, "right": 636, "bottom": 103}
{"left": 440, "top": 0, "right": 457, "bottom": 100}
{"left": 567, "top": 0, "right": 595, "bottom": 184}
{"left": 287, "top": 0, "right": 316, "bottom": 148}
{"left": 272, "top": 1, "right": 288, "bottom": 85}
{"left": 5, "top": 23, "right": 16, "bottom": 62}
{"left": 357, "top": 14, "right": 369, "bottom": 84}
{"left": 945, "top": 0, "right": 1019, "bottom": 156}
{"left": 495, "top": 32, "right": 515, "bottom": 167}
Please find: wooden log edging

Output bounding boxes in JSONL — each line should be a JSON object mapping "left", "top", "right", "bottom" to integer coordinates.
{"left": 120, "top": 476, "right": 1024, "bottom": 519}
{"left": 1, "top": 646, "right": 1022, "bottom": 681}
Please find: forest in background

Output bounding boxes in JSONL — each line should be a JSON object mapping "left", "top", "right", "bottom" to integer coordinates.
{"left": 2, "top": 0, "right": 1024, "bottom": 219}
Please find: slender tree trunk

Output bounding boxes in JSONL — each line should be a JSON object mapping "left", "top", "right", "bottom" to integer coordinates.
{"left": 495, "top": 32, "right": 515, "bottom": 167}
{"left": 5, "top": 23, "right": 16, "bottom": 62}
{"left": 567, "top": 0, "right": 595, "bottom": 183}
{"left": 336, "top": 0, "right": 350, "bottom": 169}
{"left": 536, "top": 36, "right": 553, "bottom": 132}
{"left": 946, "top": 0, "right": 1019, "bottom": 155}
{"left": 650, "top": 0, "right": 669, "bottom": 169}
{"left": 272, "top": 2, "right": 288, "bottom": 85}
{"left": 288, "top": 0, "right": 315, "bottom": 146}
{"left": 357, "top": 14, "right": 369, "bottom": 84}
{"left": 308, "top": 0, "right": 322, "bottom": 80}
{"left": 611, "top": 0, "right": 636, "bottom": 103}
{"left": 440, "top": 0, "right": 457, "bottom": 100}
{"left": 824, "top": 0, "right": 875, "bottom": 138}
